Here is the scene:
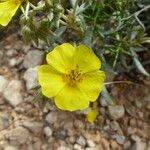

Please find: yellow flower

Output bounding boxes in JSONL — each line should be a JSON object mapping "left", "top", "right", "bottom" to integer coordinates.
{"left": 0, "top": 0, "right": 22, "bottom": 26}
{"left": 38, "top": 43, "right": 106, "bottom": 111}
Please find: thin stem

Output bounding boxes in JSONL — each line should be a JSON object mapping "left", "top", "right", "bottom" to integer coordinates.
{"left": 25, "top": 2, "right": 30, "bottom": 19}
{"left": 29, "top": 2, "right": 36, "bottom": 9}
{"left": 113, "top": 46, "right": 121, "bottom": 69}
{"left": 61, "top": 14, "right": 68, "bottom": 21}
{"left": 20, "top": 6, "right": 25, "bottom": 14}
{"left": 104, "top": 81, "right": 134, "bottom": 85}
{"left": 60, "top": 20, "right": 67, "bottom": 26}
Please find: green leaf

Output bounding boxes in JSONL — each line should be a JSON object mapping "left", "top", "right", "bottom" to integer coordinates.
{"left": 77, "top": 3, "right": 86, "bottom": 14}
{"left": 83, "top": 27, "right": 93, "bottom": 48}
{"left": 101, "top": 86, "right": 114, "bottom": 106}
{"left": 131, "top": 49, "right": 149, "bottom": 76}
{"left": 48, "top": 26, "right": 66, "bottom": 44}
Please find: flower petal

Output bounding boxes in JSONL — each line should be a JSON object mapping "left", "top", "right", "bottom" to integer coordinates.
{"left": 87, "top": 109, "right": 98, "bottom": 123}
{"left": 74, "top": 45, "right": 101, "bottom": 73}
{"left": 55, "top": 85, "right": 89, "bottom": 111}
{"left": 78, "top": 71, "right": 106, "bottom": 102}
{"left": 0, "top": 0, "right": 21, "bottom": 26}
{"left": 46, "top": 43, "right": 75, "bottom": 73}
{"left": 38, "top": 65, "right": 65, "bottom": 98}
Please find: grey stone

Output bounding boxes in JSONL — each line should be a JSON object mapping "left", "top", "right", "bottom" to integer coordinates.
{"left": 45, "top": 111, "right": 58, "bottom": 124}
{"left": 131, "top": 141, "right": 146, "bottom": 150}
{"left": 23, "top": 67, "right": 38, "bottom": 90}
{"left": 123, "top": 141, "right": 131, "bottom": 150}
{"left": 108, "top": 105, "right": 125, "bottom": 120}
{"left": 57, "top": 146, "right": 71, "bottom": 150}
{"left": 110, "top": 121, "right": 120, "bottom": 131}
{"left": 0, "top": 76, "right": 8, "bottom": 93}
{"left": 3, "top": 80, "right": 23, "bottom": 107}
{"left": 23, "top": 50, "right": 44, "bottom": 68}
{"left": 43, "top": 126, "right": 53, "bottom": 137}
{"left": 9, "top": 58, "right": 17, "bottom": 67}
{"left": 100, "top": 97, "right": 108, "bottom": 107}
{"left": 115, "top": 135, "right": 126, "bottom": 145}
{"left": 4, "top": 146, "right": 18, "bottom": 150}
{"left": 76, "top": 136, "right": 86, "bottom": 146}
{"left": 5, "top": 127, "right": 30, "bottom": 146}
{"left": 23, "top": 121, "right": 43, "bottom": 133}
{"left": 87, "top": 140, "right": 95, "bottom": 147}
{"left": 58, "top": 130, "right": 66, "bottom": 140}
{"left": 73, "top": 144, "right": 82, "bottom": 150}
{"left": 85, "top": 148, "right": 95, "bottom": 150}
{"left": 147, "top": 141, "right": 150, "bottom": 150}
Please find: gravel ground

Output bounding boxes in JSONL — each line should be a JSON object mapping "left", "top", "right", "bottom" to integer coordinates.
{"left": 0, "top": 28, "right": 149, "bottom": 150}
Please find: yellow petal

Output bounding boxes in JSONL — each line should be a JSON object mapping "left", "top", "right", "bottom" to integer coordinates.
{"left": 74, "top": 45, "right": 101, "bottom": 73}
{"left": 46, "top": 43, "right": 75, "bottom": 73}
{"left": 0, "top": 0, "right": 21, "bottom": 26}
{"left": 38, "top": 65, "right": 65, "bottom": 98}
{"left": 87, "top": 109, "right": 98, "bottom": 123}
{"left": 55, "top": 85, "right": 89, "bottom": 111}
{"left": 78, "top": 71, "right": 106, "bottom": 102}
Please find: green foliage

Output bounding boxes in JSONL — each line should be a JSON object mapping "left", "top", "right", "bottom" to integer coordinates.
{"left": 19, "top": 0, "right": 149, "bottom": 76}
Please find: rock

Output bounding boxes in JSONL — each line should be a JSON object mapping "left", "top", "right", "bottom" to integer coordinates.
{"left": 69, "top": 137, "right": 76, "bottom": 144}
{"left": 99, "top": 107, "right": 106, "bottom": 115}
{"left": 23, "top": 67, "right": 38, "bottom": 90}
{"left": 110, "top": 121, "right": 120, "bottom": 131}
{"left": 147, "top": 142, "right": 150, "bottom": 150}
{"left": 5, "top": 127, "right": 30, "bottom": 146}
{"left": 115, "top": 135, "right": 126, "bottom": 145}
{"left": 85, "top": 148, "right": 95, "bottom": 150}
{"left": 76, "top": 136, "right": 86, "bottom": 147}
{"left": 76, "top": 107, "right": 91, "bottom": 115}
{"left": 0, "top": 75, "right": 8, "bottom": 93}
{"left": 63, "top": 121, "right": 73, "bottom": 130}
{"left": 74, "top": 120, "right": 84, "bottom": 129}
{"left": 129, "top": 118, "right": 137, "bottom": 127}
{"left": 108, "top": 105, "right": 125, "bottom": 120}
{"left": 74, "top": 144, "right": 83, "bottom": 150}
{"left": 87, "top": 140, "right": 95, "bottom": 147}
{"left": 45, "top": 111, "right": 58, "bottom": 124}
{"left": 131, "top": 141, "right": 146, "bottom": 150}
{"left": 4, "top": 146, "right": 18, "bottom": 150}
{"left": 127, "top": 127, "right": 137, "bottom": 135}
{"left": 57, "top": 146, "right": 71, "bottom": 150}
{"left": 22, "top": 121, "right": 43, "bottom": 133}
{"left": 57, "top": 130, "right": 66, "bottom": 140}
{"left": 3, "top": 80, "right": 23, "bottom": 107}
{"left": 23, "top": 50, "right": 44, "bottom": 68}
{"left": 1, "top": 113, "right": 12, "bottom": 129}
{"left": 43, "top": 126, "right": 53, "bottom": 137}
{"left": 110, "top": 140, "right": 121, "bottom": 150}
{"left": 6, "top": 49, "right": 16, "bottom": 57}
{"left": 131, "top": 135, "right": 141, "bottom": 142}
{"left": 100, "top": 97, "right": 108, "bottom": 107}
{"left": 101, "top": 138, "right": 110, "bottom": 150}
{"left": 9, "top": 58, "right": 17, "bottom": 67}
{"left": 123, "top": 141, "right": 131, "bottom": 150}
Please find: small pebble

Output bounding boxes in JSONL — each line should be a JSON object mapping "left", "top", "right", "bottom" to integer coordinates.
{"left": 108, "top": 105, "right": 125, "bottom": 120}
{"left": 76, "top": 136, "right": 86, "bottom": 147}
{"left": 43, "top": 126, "right": 53, "bottom": 137}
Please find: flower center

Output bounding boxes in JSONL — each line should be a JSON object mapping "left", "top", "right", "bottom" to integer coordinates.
{"left": 63, "top": 66, "right": 83, "bottom": 86}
